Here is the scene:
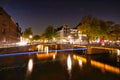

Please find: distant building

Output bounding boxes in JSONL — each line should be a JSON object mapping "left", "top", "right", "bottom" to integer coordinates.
{"left": 56, "top": 24, "right": 87, "bottom": 44}
{"left": 56, "top": 24, "right": 70, "bottom": 42}
{"left": 0, "top": 7, "right": 22, "bottom": 45}
{"left": 70, "top": 27, "right": 79, "bottom": 39}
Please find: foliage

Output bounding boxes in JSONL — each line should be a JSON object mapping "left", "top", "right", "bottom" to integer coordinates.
{"left": 23, "top": 27, "right": 33, "bottom": 39}
{"left": 108, "top": 24, "right": 120, "bottom": 41}
{"left": 77, "top": 16, "right": 110, "bottom": 44}
{"left": 44, "top": 25, "right": 56, "bottom": 41}
{"left": 32, "top": 35, "right": 40, "bottom": 40}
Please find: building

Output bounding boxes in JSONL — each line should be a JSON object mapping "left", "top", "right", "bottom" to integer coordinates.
{"left": 56, "top": 24, "right": 87, "bottom": 44}
{"left": 0, "top": 7, "right": 22, "bottom": 45}
{"left": 56, "top": 24, "right": 70, "bottom": 43}
{"left": 69, "top": 27, "right": 79, "bottom": 43}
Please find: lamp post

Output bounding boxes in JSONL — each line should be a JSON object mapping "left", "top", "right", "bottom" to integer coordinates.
{"left": 29, "top": 35, "right": 33, "bottom": 39}
{"left": 29, "top": 35, "right": 33, "bottom": 45}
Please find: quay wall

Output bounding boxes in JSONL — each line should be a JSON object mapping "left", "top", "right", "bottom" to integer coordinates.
{"left": 0, "top": 45, "right": 37, "bottom": 54}
{"left": 87, "top": 47, "right": 110, "bottom": 54}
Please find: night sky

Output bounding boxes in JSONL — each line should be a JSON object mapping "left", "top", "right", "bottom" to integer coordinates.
{"left": 0, "top": 0, "right": 120, "bottom": 34}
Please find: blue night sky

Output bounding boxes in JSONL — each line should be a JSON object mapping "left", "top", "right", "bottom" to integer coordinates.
{"left": 0, "top": 0, "right": 120, "bottom": 34}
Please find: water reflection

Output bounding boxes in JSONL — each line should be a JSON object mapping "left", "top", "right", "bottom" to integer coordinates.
{"left": 53, "top": 54, "right": 56, "bottom": 60}
{"left": 36, "top": 52, "right": 57, "bottom": 59}
{"left": 91, "top": 60, "right": 120, "bottom": 74}
{"left": 73, "top": 55, "right": 87, "bottom": 69}
{"left": 67, "top": 54, "right": 72, "bottom": 79}
{"left": 117, "top": 49, "right": 120, "bottom": 56}
{"left": 73, "top": 54, "right": 120, "bottom": 74}
{"left": 73, "top": 55, "right": 87, "bottom": 63}
{"left": 26, "top": 58, "right": 34, "bottom": 78}
{"left": 78, "top": 60, "right": 83, "bottom": 68}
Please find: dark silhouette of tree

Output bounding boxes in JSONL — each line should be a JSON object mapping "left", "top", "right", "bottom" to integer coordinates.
{"left": 44, "top": 25, "right": 56, "bottom": 42}
{"left": 23, "top": 27, "right": 33, "bottom": 39}
{"left": 109, "top": 24, "right": 120, "bottom": 41}
{"left": 33, "top": 35, "right": 40, "bottom": 41}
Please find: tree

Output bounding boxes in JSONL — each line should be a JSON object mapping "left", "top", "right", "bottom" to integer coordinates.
{"left": 109, "top": 24, "right": 120, "bottom": 41}
{"left": 23, "top": 27, "right": 33, "bottom": 39}
{"left": 44, "top": 25, "right": 56, "bottom": 42}
{"left": 32, "top": 35, "right": 40, "bottom": 41}
{"left": 77, "top": 16, "right": 101, "bottom": 45}
{"left": 77, "top": 16, "right": 113, "bottom": 45}
{"left": 40, "top": 33, "right": 46, "bottom": 43}
{"left": 99, "top": 20, "right": 110, "bottom": 39}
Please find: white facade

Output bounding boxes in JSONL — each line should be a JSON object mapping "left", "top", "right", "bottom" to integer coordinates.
{"left": 56, "top": 24, "right": 70, "bottom": 43}
{"left": 56, "top": 25, "right": 87, "bottom": 44}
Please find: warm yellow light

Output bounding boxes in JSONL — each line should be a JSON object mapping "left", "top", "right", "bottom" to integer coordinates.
{"left": 67, "top": 55, "right": 72, "bottom": 74}
{"left": 36, "top": 52, "right": 57, "bottom": 59}
{"left": 29, "top": 35, "right": 33, "bottom": 39}
{"left": 73, "top": 55, "right": 87, "bottom": 63}
{"left": 91, "top": 60, "right": 120, "bottom": 74}
{"left": 28, "top": 59, "right": 33, "bottom": 72}
{"left": 117, "top": 49, "right": 120, "bottom": 56}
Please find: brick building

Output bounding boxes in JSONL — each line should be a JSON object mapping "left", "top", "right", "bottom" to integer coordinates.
{"left": 0, "top": 7, "right": 22, "bottom": 45}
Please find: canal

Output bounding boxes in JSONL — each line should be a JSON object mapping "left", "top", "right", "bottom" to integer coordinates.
{"left": 0, "top": 49, "right": 120, "bottom": 80}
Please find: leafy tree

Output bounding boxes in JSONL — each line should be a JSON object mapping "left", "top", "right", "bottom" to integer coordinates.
{"left": 44, "top": 25, "right": 56, "bottom": 41}
{"left": 33, "top": 35, "right": 40, "bottom": 41}
{"left": 99, "top": 20, "right": 109, "bottom": 39}
{"left": 109, "top": 24, "right": 120, "bottom": 41}
{"left": 40, "top": 33, "right": 46, "bottom": 43}
{"left": 77, "top": 16, "right": 101, "bottom": 45}
{"left": 77, "top": 16, "right": 114, "bottom": 45}
{"left": 23, "top": 27, "right": 33, "bottom": 39}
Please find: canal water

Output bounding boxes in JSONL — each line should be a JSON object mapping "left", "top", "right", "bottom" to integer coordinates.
{"left": 0, "top": 50, "right": 120, "bottom": 80}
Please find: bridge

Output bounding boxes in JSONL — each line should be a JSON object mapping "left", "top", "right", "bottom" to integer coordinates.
{"left": 0, "top": 43, "right": 120, "bottom": 55}
{"left": 73, "top": 44, "right": 120, "bottom": 54}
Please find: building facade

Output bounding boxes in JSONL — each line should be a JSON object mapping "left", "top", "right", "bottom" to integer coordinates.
{"left": 56, "top": 24, "right": 87, "bottom": 44}
{"left": 56, "top": 24, "right": 70, "bottom": 43}
{"left": 0, "top": 7, "right": 22, "bottom": 45}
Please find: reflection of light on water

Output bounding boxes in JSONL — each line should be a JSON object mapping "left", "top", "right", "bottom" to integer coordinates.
{"left": 67, "top": 54, "right": 72, "bottom": 79}
{"left": 78, "top": 60, "right": 83, "bottom": 68}
{"left": 73, "top": 54, "right": 120, "bottom": 74}
{"left": 117, "top": 49, "right": 120, "bottom": 56}
{"left": 26, "top": 59, "right": 34, "bottom": 77}
{"left": 53, "top": 54, "right": 56, "bottom": 60}
{"left": 73, "top": 55, "right": 87, "bottom": 63}
{"left": 67, "top": 55, "right": 72, "bottom": 71}
{"left": 53, "top": 49, "right": 57, "bottom": 60}
{"left": 28, "top": 59, "right": 33, "bottom": 72}
{"left": 91, "top": 60, "right": 120, "bottom": 74}
{"left": 73, "top": 55, "right": 84, "bottom": 68}
{"left": 44, "top": 46, "right": 49, "bottom": 54}
{"left": 36, "top": 52, "right": 57, "bottom": 59}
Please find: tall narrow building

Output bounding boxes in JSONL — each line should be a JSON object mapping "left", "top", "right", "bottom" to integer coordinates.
{"left": 0, "top": 7, "right": 22, "bottom": 45}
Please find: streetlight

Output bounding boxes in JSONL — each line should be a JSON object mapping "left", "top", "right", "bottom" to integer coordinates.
{"left": 29, "top": 35, "right": 33, "bottom": 45}
{"left": 29, "top": 35, "right": 33, "bottom": 39}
